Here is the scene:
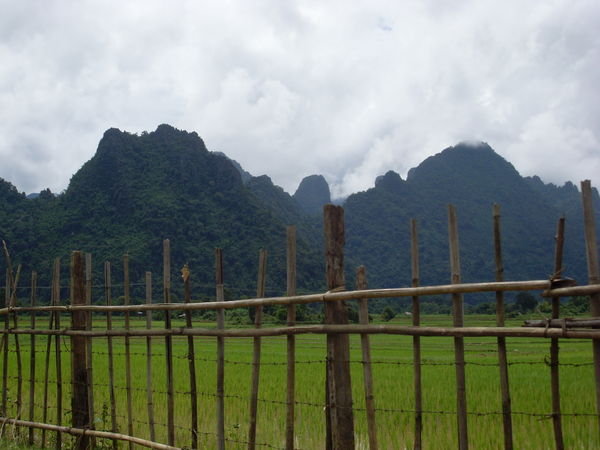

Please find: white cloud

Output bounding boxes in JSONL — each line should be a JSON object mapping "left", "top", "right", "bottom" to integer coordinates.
{"left": 0, "top": 0, "right": 599, "bottom": 196}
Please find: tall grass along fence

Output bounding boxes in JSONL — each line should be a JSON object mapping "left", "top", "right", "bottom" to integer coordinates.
{"left": 1, "top": 180, "right": 600, "bottom": 449}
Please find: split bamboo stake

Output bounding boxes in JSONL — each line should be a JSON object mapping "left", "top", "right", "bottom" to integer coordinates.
{"left": 215, "top": 248, "right": 226, "bottom": 450}
{"left": 53, "top": 258, "right": 63, "bottom": 450}
{"left": 356, "top": 266, "right": 378, "bottom": 450}
{"left": 145, "top": 271, "right": 156, "bottom": 443}
{"left": 163, "top": 240, "right": 175, "bottom": 446}
{"left": 28, "top": 271, "right": 37, "bottom": 446}
{"left": 124, "top": 254, "right": 134, "bottom": 450}
{"left": 285, "top": 226, "right": 297, "bottom": 450}
{"left": 105, "top": 261, "right": 118, "bottom": 450}
{"left": 448, "top": 205, "right": 468, "bottom": 450}
{"left": 580, "top": 179, "right": 600, "bottom": 435}
{"left": 248, "top": 249, "right": 267, "bottom": 450}
{"left": 41, "top": 260, "right": 59, "bottom": 447}
{"left": 411, "top": 219, "right": 422, "bottom": 450}
{"left": 493, "top": 204, "right": 513, "bottom": 450}
{"left": 550, "top": 217, "right": 565, "bottom": 449}
{"left": 182, "top": 264, "right": 198, "bottom": 449}
{"left": 85, "top": 253, "right": 96, "bottom": 449}
{"left": 2, "top": 270, "right": 9, "bottom": 418}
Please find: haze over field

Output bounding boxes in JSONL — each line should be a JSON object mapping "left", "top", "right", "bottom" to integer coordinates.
{"left": 1, "top": 0, "right": 599, "bottom": 197}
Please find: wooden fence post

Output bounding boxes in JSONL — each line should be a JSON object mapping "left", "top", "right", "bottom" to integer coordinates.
{"left": 323, "top": 204, "right": 355, "bottom": 450}
{"left": 580, "top": 180, "right": 600, "bottom": 435}
{"left": 410, "top": 219, "right": 423, "bottom": 450}
{"left": 285, "top": 226, "right": 297, "bottom": 450}
{"left": 70, "top": 251, "right": 90, "bottom": 450}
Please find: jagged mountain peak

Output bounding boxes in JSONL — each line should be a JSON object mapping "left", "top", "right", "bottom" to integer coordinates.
{"left": 293, "top": 174, "right": 331, "bottom": 215}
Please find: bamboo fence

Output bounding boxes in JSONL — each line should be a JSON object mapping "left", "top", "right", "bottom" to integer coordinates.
{"left": 0, "top": 181, "right": 600, "bottom": 449}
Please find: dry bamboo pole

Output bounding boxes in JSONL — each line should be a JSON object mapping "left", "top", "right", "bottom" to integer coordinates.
{"left": 580, "top": 179, "right": 600, "bottom": 435}
{"left": 105, "top": 261, "right": 118, "bottom": 450}
{"left": 0, "top": 417, "right": 180, "bottom": 450}
{"left": 182, "top": 264, "right": 198, "bottom": 449}
{"left": 28, "top": 271, "right": 37, "bottom": 446}
{"left": 85, "top": 253, "right": 96, "bottom": 449}
{"left": 123, "top": 254, "right": 134, "bottom": 450}
{"left": 248, "top": 249, "right": 267, "bottom": 450}
{"left": 53, "top": 258, "right": 63, "bottom": 450}
{"left": 285, "top": 226, "right": 297, "bottom": 450}
{"left": 215, "top": 248, "right": 226, "bottom": 450}
{"left": 448, "top": 205, "right": 468, "bottom": 450}
{"left": 71, "top": 251, "right": 90, "bottom": 450}
{"left": 410, "top": 219, "right": 422, "bottom": 450}
{"left": 1, "top": 269, "right": 9, "bottom": 419}
{"left": 145, "top": 271, "right": 156, "bottom": 443}
{"left": 41, "top": 259, "right": 59, "bottom": 446}
{"left": 493, "top": 205, "right": 513, "bottom": 450}
{"left": 2, "top": 240, "right": 24, "bottom": 427}
{"left": 356, "top": 266, "right": 378, "bottom": 450}
{"left": 163, "top": 240, "right": 175, "bottom": 446}
{"left": 5, "top": 323, "right": 600, "bottom": 339}
{"left": 4, "top": 279, "right": 569, "bottom": 316}
{"left": 323, "top": 204, "right": 355, "bottom": 450}
{"left": 550, "top": 217, "right": 565, "bottom": 449}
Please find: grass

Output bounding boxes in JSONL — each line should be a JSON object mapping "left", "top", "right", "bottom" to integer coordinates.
{"left": 0, "top": 313, "right": 598, "bottom": 449}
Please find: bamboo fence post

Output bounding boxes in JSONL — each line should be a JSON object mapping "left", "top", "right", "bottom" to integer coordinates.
{"left": 71, "top": 251, "right": 90, "bottom": 450}
{"left": 323, "top": 204, "right": 355, "bottom": 450}
{"left": 2, "top": 269, "right": 9, "bottom": 419}
{"left": 53, "top": 258, "right": 63, "bottom": 450}
{"left": 215, "top": 248, "right": 226, "bottom": 450}
{"left": 550, "top": 217, "right": 565, "bottom": 449}
{"left": 41, "top": 259, "right": 59, "bottom": 446}
{"left": 28, "top": 271, "right": 37, "bottom": 446}
{"left": 85, "top": 253, "right": 96, "bottom": 449}
{"left": 410, "top": 219, "right": 422, "bottom": 450}
{"left": 285, "top": 226, "right": 297, "bottom": 450}
{"left": 123, "top": 254, "right": 134, "bottom": 449}
{"left": 163, "top": 240, "right": 175, "bottom": 446}
{"left": 356, "top": 266, "right": 378, "bottom": 450}
{"left": 448, "top": 205, "right": 468, "bottom": 450}
{"left": 493, "top": 205, "right": 513, "bottom": 450}
{"left": 248, "top": 249, "right": 268, "bottom": 450}
{"left": 580, "top": 180, "right": 600, "bottom": 435}
{"left": 104, "top": 261, "right": 118, "bottom": 450}
{"left": 182, "top": 264, "right": 198, "bottom": 449}
{"left": 145, "top": 271, "right": 156, "bottom": 443}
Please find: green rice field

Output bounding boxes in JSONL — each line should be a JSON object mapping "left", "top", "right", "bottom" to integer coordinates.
{"left": 1, "top": 314, "right": 598, "bottom": 449}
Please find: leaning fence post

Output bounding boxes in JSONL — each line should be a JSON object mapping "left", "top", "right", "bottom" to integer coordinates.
{"left": 323, "top": 204, "right": 355, "bottom": 450}
{"left": 70, "top": 251, "right": 90, "bottom": 450}
{"left": 580, "top": 180, "right": 600, "bottom": 435}
{"left": 356, "top": 266, "right": 378, "bottom": 450}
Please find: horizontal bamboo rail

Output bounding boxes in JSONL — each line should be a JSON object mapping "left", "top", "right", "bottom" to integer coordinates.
{"left": 0, "top": 417, "right": 178, "bottom": 450}
{"left": 2, "top": 324, "right": 599, "bottom": 339}
{"left": 524, "top": 318, "right": 600, "bottom": 328}
{"left": 2, "top": 279, "right": 591, "bottom": 316}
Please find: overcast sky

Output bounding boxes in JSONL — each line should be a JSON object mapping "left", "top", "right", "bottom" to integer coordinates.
{"left": 1, "top": 0, "right": 599, "bottom": 198}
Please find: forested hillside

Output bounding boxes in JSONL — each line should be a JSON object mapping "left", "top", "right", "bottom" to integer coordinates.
{"left": 1, "top": 128, "right": 598, "bottom": 307}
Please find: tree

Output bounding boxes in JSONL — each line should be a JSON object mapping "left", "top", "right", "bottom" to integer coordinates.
{"left": 515, "top": 292, "right": 538, "bottom": 313}
{"left": 381, "top": 307, "right": 396, "bottom": 322}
